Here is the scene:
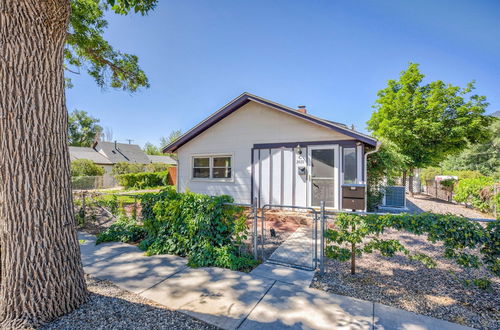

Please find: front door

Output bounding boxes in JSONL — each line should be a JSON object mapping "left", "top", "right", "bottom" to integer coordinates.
{"left": 308, "top": 145, "right": 338, "bottom": 208}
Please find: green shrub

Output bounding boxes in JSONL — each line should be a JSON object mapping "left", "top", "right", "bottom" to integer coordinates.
{"left": 420, "top": 167, "right": 483, "bottom": 185}
{"left": 111, "top": 162, "right": 146, "bottom": 175}
{"left": 138, "top": 187, "right": 257, "bottom": 271}
{"left": 111, "top": 162, "right": 171, "bottom": 176}
{"left": 146, "top": 163, "right": 170, "bottom": 172}
{"left": 96, "top": 216, "right": 146, "bottom": 244}
{"left": 325, "top": 213, "right": 499, "bottom": 278}
{"left": 454, "top": 177, "right": 498, "bottom": 213}
{"left": 71, "top": 159, "right": 105, "bottom": 177}
{"left": 116, "top": 171, "right": 168, "bottom": 189}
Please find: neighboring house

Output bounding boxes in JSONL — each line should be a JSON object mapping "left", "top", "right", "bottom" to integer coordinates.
{"left": 147, "top": 155, "right": 177, "bottom": 165}
{"left": 69, "top": 146, "right": 114, "bottom": 173}
{"left": 69, "top": 142, "right": 178, "bottom": 171}
{"left": 163, "top": 92, "right": 378, "bottom": 209}
{"left": 93, "top": 141, "right": 152, "bottom": 164}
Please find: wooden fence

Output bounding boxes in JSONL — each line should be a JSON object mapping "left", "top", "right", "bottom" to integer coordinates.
{"left": 425, "top": 180, "right": 453, "bottom": 202}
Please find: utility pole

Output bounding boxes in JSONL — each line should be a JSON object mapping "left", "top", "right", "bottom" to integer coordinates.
{"left": 126, "top": 139, "right": 133, "bottom": 144}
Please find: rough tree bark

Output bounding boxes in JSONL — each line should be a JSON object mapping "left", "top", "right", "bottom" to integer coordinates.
{"left": 0, "top": 1, "right": 87, "bottom": 328}
{"left": 408, "top": 168, "right": 415, "bottom": 197}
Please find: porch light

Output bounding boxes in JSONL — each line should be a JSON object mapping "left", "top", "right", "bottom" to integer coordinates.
{"left": 296, "top": 145, "right": 302, "bottom": 155}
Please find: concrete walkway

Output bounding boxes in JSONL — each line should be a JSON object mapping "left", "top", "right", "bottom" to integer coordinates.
{"left": 267, "top": 226, "right": 316, "bottom": 270}
{"left": 78, "top": 232, "right": 474, "bottom": 330}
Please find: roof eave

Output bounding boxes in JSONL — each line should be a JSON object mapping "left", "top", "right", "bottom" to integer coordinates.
{"left": 162, "top": 93, "right": 377, "bottom": 152}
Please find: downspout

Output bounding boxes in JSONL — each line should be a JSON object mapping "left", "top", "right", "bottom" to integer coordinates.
{"left": 364, "top": 141, "right": 382, "bottom": 211}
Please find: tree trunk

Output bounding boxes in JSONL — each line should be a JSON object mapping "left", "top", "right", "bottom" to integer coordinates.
{"left": 402, "top": 171, "right": 407, "bottom": 193}
{"left": 0, "top": 1, "right": 87, "bottom": 328}
{"left": 408, "top": 168, "right": 414, "bottom": 197}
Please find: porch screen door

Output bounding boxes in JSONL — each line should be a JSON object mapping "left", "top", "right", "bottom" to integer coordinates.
{"left": 310, "top": 148, "right": 335, "bottom": 207}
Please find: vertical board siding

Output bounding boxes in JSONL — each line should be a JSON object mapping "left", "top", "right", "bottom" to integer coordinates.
{"left": 252, "top": 149, "right": 259, "bottom": 206}
{"left": 282, "top": 148, "right": 293, "bottom": 205}
{"left": 260, "top": 149, "right": 271, "bottom": 206}
{"left": 271, "top": 149, "right": 282, "bottom": 205}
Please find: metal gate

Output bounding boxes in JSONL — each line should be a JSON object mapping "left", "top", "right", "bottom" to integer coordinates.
{"left": 223, "top": 199, "right": 327, "bottom": 273}
{"left": 258, "top": 204, "right": 320, "bottom": 271}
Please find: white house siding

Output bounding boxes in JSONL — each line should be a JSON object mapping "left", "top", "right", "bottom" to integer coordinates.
{"left": 176, "top": 100, "right": 353, "bottom": 205}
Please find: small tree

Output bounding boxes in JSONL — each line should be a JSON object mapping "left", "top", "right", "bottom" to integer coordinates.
{"left": 143, "top": 142, "right": 162, "bottom": 155}
{"left": 367, "top": 63, "right": 492, "bottom": 195}
{"left": 366, "top": 139, "right": 408, "bottom": 210}
{"left": 71, "top": 159, "right": 105, "bottom": 177}
{"left": 68, "top": 110, "right": 103, "bottom": 147}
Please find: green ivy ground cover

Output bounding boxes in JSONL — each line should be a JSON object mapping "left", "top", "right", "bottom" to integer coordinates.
{"left": 96, "top": 187, "right": 257, "bottom": 272}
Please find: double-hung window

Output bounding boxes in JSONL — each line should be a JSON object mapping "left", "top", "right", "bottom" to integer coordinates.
{"left": 192, "top": 155, "right": 232, "bottom": 180}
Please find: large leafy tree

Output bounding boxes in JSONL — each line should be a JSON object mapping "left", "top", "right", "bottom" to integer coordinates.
{"left": 0, "top": 0, "right": 157, "bottom": 327}
{"left": 441, "top": 118, "right": 500, "bottom": 178}
{"left": 367, "top": 63, "right": 492, "bottom": 194}
{"left": 68, "top": 109, "right": 103, "bottom": 147}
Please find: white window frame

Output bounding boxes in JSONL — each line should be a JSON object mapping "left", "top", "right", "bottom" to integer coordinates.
{"left": 342, "top": 147, "right": 358, "bottom": 184}
{"left": 191, "top": 153, "right": 234, "bottom": 182}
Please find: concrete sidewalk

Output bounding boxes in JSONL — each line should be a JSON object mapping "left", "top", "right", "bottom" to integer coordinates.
{"left": 79, "top": 232, "right": 474, "bottom": 330}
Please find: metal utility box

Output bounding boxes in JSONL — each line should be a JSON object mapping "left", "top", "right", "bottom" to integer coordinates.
{"left": 342, "top": 184, "right": 366, "bottom": 210}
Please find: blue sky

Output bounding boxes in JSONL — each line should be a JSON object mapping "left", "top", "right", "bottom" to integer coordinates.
{"left": 66, "top": 0, "right": 500, "bottom": 148}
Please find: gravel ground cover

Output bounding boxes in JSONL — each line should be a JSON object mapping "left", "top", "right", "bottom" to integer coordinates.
{"left": 42, "top": 275, "right": 219, "bottom": 330}
{"left": 406, "top": 194, "right": 494, "bottom": 219}
{"left": 312, "top": 229, "right": 500, "bottom": 330}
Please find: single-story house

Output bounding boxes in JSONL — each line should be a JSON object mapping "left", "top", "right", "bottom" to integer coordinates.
{"left": 93, "top": 141, "right": 152, "bottom": 165}
{"left": 163, "top": 92, "right": 378, "bottom": 209}
{"left": 69, "top": 146, "right": 114, "bottom": 173}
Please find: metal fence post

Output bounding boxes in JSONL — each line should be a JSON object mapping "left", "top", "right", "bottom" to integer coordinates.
{"left": 320, "top": 201, "right": 325, "bottom": 275}
{"left": 252, "top": 197, "right": 258, "bottom": 260}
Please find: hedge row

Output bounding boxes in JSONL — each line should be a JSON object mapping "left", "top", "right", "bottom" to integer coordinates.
{"left": 111, "top": 162, "right": 170, "bottom": 175}
{"left": 115, "top": 171, "right": 169, "bottom": 189}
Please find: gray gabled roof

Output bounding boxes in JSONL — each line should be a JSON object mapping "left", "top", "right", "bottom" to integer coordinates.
{"left": 163, "top": 92, "right": 377, "bottom": 153}
{"left": 69, "top": 146, "right": 114, "bottom": 165}
{"left": 147, "top": 155, "right": 177, "bottom": 165}
{"left": 94, "top": 141, "right": 152, "bottom": 164}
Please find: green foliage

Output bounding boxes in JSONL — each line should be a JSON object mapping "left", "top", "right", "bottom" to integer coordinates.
{"left": 143, "top": 142, "right": 162, "bottom": 155}
{"left": 71, "top": 159, "right": 105, "bottom": 176}
{"left": 441, "top": 119, "right": 500, "bottom": 179}
{"left": 138, "top": 187, "right": 257, "bottom": 271}
{"left": 367, "top": 63, "right": 492, "bottom": 172}
{"left": 111, "top": 162, "right": 170, "bottom": 175}
{"left": 145, "top": 130, "right": 183, "bottom": 156}
{"left": 96, "top": 216, "right": 146, "bottom": 244}
{"left": 68, "top": 109, "right": 102, "bottom": 147}
{"left": 65, "top": 0, "right": 157, "bottom": 92}
{"left": 111, "top": 162, "right": 146, "bottom": 175}
{"left": 454, "top": 177, "right": 498, "bottom": 213}
{"left": 146, "top": 163, "right": 170, "bottom": 173}
{"left": 464, "top": 277, "right": 492, "bottom": 291}
{"left": 420, "top": 167, "right": 483, "bottom": 185}
{"left": 366, "top": 139, "right": 409, "bottom": 210}
{"left": 116, "top": 171, "right": 169, "bottom": 189}
{"left": 325, "top": 213, "right": 499, "bottom": 278}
